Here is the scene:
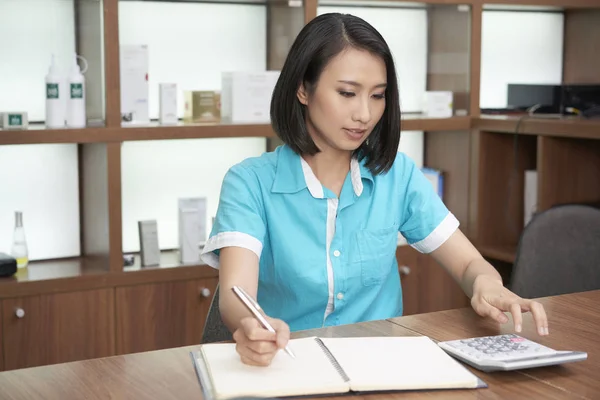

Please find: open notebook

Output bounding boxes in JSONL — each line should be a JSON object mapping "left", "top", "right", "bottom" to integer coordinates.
{"left": 190, "top": 336, "right": 486, "bottom": 400}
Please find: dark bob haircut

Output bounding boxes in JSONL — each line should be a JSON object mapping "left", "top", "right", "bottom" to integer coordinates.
{"left": 270, "top": 12, "right": 401, "bottom": 175}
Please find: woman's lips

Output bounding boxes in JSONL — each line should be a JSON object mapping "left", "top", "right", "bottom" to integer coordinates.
{"left": 343, "top": 128, "right": 367, "bottom": 140}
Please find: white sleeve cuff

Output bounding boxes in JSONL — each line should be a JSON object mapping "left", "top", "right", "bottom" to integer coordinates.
{"left": 410, "top": 212, "right": 459, "bottom": 254}
{"left": 200, "top": 231, "right": 263, "bottom": 269}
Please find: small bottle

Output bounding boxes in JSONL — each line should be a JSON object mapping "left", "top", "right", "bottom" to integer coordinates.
{"left": 11, "top": 211, "right": 29, "bottom": 268}
{"left": 45, "top": 54, "right": 65, "bottom": 128}
{"left": 66, "top": 53, "right": 86, "bottom": 128}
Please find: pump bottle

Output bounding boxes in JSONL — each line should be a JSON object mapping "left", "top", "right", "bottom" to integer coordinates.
{"left": 66, "top": 53, "right": 88, "bottom": 128}
{"left": 45, "top": 54, "right": 65, "bottom": 128}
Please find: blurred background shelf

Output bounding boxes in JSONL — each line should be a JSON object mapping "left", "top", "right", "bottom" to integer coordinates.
{"left": 0, "top": 256, "right": 110, "bottom": 298}
{"left": 0, "top": 126, "right": 109, "bottom": 145}
{"left": 473, "top": 115, "right": 600, "bottom": 139}
{"left": 401, "top": 115, "right": 471, "bottom": 132}
{"left": 0, "top": 251, "right": 217, "bottom": 299}
{"left": 0, "top": 115, "right": 472, "bottom": 145}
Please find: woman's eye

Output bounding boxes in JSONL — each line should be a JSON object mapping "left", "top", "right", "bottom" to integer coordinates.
{"left": 339, "top": 91, "right": 355, "bottom": 98}
{"left": 373, "top": 93, "right": 385, "bottom": 99}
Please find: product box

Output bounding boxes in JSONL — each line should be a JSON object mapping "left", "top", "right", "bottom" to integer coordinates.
{"left": 120, "top": 44, "right": 149, "bottom": 125}
{"left": 183, "top": 91, "right": 221, "bottom": 123}
{"left": 0, "top": 112, "right": 28, "bottom": 129}
{"left": 220, "top": 71, "right": 280, "bottom": 123}
{"left": 159, "top": 83, "right": 178, "bottom": 125}
{"left": 178, "top": 197, "right": 207, "bottom": 264}
{"left": 138, "top": 220, "right": 160, "bottom": 267}
{"left": 423, "top": 91, "right": 453, "bottom": 118}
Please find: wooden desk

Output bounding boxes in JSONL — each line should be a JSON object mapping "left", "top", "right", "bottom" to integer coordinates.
{"left": 388, "top": 289, "right": 600, "bottom": 400}
{"left": 0, "top": 292, "right": 597, "bottom": 400}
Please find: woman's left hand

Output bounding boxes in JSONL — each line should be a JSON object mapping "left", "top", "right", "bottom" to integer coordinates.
{"left": 470, "top": 275, "right": 549, "bottom": 336}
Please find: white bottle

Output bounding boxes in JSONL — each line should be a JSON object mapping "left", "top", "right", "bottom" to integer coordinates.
{"left": 66, "top": 53, "right": 87, "bottom": 128}
{"left": 45, "top": 54, "right": 65, "bottom": 128}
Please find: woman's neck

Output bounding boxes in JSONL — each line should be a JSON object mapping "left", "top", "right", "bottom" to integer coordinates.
{"left": 302, "top": 148, "right": 351, "bottom": 197}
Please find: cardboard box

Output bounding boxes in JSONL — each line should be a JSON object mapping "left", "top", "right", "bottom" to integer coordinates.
{"left": 221, "top": 71, "right": 280, "bottom": 123}
{"left": 183, "top": 91, "right": 221, "bottom": 123}
{"left": 423, "top": 91, "right": 453, "bottom": 118}
{"left": 178, "top": 197, "right": 207, "bottom": 264}
{"left": 0, "top": 112, "right": 28, "bottom": 129}
{"left": 120, "top": 45, "right": 149, "bottom": 125}
{"left": 138, "top": 220, "right": 160, "bottom": 267}
{"left": 159, "top": 83, "right": 178, "bottom": 125}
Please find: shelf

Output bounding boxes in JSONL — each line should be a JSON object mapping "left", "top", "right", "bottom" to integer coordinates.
{"left": 401, "top": 115, "right": 471, "bottom": 132}
{"left": 477, "top": 244, "right": 517, "bottom": 263}
{"left": 0, "top": 125, "right": 110, "bottom": 145}
{"left": 0, "top": 123, "right": 276, "bottom": 145}
{"left": 473, "top": 115, "right": 600, "bottom": 139}
{"left": 479, "top": 0, "right": 600, "bottom": 9}
{"left": 0, "top": 256, "right": 110, "bottom": 299}
{"left": 114, "top": 122, "right": 276, "bottom": 142}
{"left": 120, "top": 250, "right": 218, "bottom": 286}
{"left": 0, "top": 116, "right": 472, "bottom": 145}
{"left": 0, "top": 252, "right": 218, "bottom": 299}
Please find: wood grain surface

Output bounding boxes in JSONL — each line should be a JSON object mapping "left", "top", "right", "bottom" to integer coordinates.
{"left": 2, "top": 293, "right": 597, "bottom": 399}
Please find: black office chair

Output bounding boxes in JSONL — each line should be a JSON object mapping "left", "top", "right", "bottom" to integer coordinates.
{"left": 201, "top": 284, "right": 233, "bottom": 343}
{"left": 510, "top": 203, "right": 600, "bottom": 299}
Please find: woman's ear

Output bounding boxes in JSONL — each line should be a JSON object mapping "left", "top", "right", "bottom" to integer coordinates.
{"left": 297, "top": 83, "right": 309, "bottom": 106}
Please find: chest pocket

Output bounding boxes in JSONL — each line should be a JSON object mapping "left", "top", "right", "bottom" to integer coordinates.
{"left": 353, "top": 224, "right": 399, "bottom": 286}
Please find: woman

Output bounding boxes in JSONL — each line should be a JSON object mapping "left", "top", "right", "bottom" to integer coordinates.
{"left": 200, "top": 13, "right": 549, "bottom": 366}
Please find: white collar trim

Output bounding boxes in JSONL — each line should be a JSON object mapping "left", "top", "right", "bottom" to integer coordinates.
{"left": 300, "top": 156, "right": 363, "bottom": 198}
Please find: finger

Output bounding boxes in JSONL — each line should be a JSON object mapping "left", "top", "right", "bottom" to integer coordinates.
{"left": 241, "top": 318, "right": 277, "bottom": 342}
{"left": 233, "top": 325, "right": 276, "bottom": 354}
{"left": 527, "top": 301, "right": 549, "bottom": 336}
{"left": 510, "top": 303, "right": 523, "bottom": 333}
{"left": 236, "top": 342, "right": 275, "bottom": 366}
{"left": 473, "top": 299, "right": 509, "bottom": 324}
{"left": 270, "top": 319, "right": 291, "bottom": 349}
{"left": 239, "top": 354, "right": 271, "bottom": 367}
{"left": 246, "top": 339, "right": 278, "bottom": 355}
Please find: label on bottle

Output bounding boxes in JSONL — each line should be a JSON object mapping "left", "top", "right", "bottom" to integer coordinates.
{"left": 46, "top": 83, "right": 59, "bottom": 99}
{"left": 16, "top": 257, "right": 28, "bottom": 268}
{"left": 70, "top": 83, "right": 83, "bottom": 99}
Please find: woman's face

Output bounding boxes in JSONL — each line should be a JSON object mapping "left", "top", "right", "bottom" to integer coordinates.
{"left": 298, "top": 47, "right": 387, "bottom": 155}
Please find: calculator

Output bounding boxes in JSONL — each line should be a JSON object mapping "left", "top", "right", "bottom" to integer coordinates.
{"left": 438, "top": 334, "right": 588, "bottom": 372}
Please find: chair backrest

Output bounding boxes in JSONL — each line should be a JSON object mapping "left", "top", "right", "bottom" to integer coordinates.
{"left": 201, "top": 284, "right": 233, "bottom": 344}
{"left": 510, "top": 203, "right": 600, "bottom": 299}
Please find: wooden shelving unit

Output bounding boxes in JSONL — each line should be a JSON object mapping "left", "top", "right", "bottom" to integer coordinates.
{"left": 0, "top": 0, "right": 597, "bottom": 301}
{"left": 468, "top": 4, "right": 600, "bottom": 265}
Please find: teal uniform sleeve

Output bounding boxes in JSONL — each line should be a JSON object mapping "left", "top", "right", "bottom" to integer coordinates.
{"left": 397, "top": 154, "right": 459, "bottom": 253}
{"left": 200, "top": 164, "right": 266, "bottom": 268}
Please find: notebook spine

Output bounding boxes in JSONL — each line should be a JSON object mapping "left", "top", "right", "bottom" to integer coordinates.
{"left": 315, "top": 338, "right": 350, "bottom": 383}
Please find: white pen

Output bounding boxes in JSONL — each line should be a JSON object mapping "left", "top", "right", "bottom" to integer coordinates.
{"left": 231, "top": 285, "right": 296, "bottom": 359}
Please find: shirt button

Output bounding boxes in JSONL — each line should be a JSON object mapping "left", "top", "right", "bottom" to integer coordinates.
{"left": 333, "top": 250, "right": 341, "bottom": 257}
{"left": 337, "top": 292, "right": 344, "bottom": 300}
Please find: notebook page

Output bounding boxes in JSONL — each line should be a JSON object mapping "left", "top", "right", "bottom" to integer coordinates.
{"left": 199, "top": 337, "right": 349, "bottom": 399}
{"left": 320, "top": 336, "right": 479, "bottom": 392}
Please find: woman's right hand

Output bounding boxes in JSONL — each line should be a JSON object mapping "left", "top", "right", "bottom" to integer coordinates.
{"left": 232, "top": 316, "right": 291, "bottom": 366}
